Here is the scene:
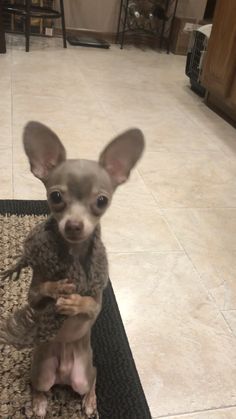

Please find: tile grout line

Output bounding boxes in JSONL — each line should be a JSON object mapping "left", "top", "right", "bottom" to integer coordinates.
{"left": 221, "top": 311, "right": 236, "bottom": 337}
{"left": 162, "top": 230, "right": 236, "bottom": 338}
{"left": 108, "top": 250, "right": 185, "bottom": 255}
{"left": 137, "top": 168, "right": 236, "bottom": 339}
{"left": 152, "top": 403, "right": 236, "bottom": 418}
{"left": 135, "top": 123, "right": 236, "bottom": 415}
{"left": 222, "top": 309, "right": 236, "bottom": 312}
{"left": 155, "top": 207, "right": 236, "bottom": 210}
{"left": 167, "top": 237, "right": 236, "bottom": 338}
{"left": 137, "top": 168, "right": 185, "bottom": 253}
{"left": 160, "top": 220, "right": 236, "bottom": 339}
{"left": 78, "top": 68, "right": 117, "bottom": 137}
{"left": 143, "top": 149, "right": 228, "bottom": 155}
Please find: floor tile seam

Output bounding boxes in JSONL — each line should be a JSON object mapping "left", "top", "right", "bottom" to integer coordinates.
{"left": 79, "top": 69, "right": 118, "bottom": 136}
{"left": 141, "top": 149, "right": 232, "bottom": 156}
{"left": 221, "top": 311, "right": 236, "bottom": 337}
{"left": 155, "top": 207, "right": 236, "bottom": 211}
{"left": 153, "top": 403, "right": 236, "bottom": 418}
{"left": 137, "top": 169, "right": 236, "bottom": 338}
{"left": 107, "top": 250, "right": 185, "bottom": 255}
{"left": 137, "top": 168, "right": 185, "bottom": 253}
{"left": 169, "top": 238, "right": 236, "bottom": 340}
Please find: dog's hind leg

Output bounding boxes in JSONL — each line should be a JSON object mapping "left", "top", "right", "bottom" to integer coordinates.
{"left": 70, "top": 337, "right": 98, "bottom": 418}
{"left": 31, "top": 342, "right": 58, "bottom": 418}
{"left": 32, "top": 391, "right": 48, "bottom": 419}
{"left": 82, "top": 371, "right": 97, "bottom": 418}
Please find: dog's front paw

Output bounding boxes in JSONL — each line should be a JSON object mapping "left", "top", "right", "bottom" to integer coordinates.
{"left": 55, "top": 294, "right": 82, "bottom": 316}
{"left": 47, "top": 278, "right": 76, "bottom": 299}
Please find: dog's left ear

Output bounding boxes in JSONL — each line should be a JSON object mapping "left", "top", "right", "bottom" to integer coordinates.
{"left": 99, "top": 128, "right": 145, "bottom": 186}
{"left": 23, "top": 121, "right": 66, "bottom": 183}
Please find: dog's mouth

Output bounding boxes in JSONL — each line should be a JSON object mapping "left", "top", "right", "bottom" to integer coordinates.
{"left": 63, "top": 232, "right": 87, "bottom": 243}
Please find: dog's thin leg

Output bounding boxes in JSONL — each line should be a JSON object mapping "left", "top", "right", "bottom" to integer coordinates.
{"left": 69, "top": 336, "right": 98, "bottom": 418}
{"left": 82, "top": 370, "right": 97, "bottom": 418}
{"left": 31, "top": 342, "right": 58, "bottom": 418}
{"left": 32, "top": 390, "right": 48, "bottom": 418}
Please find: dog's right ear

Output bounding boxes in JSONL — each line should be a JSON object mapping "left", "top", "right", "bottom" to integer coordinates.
{"left": 99, "top": 128, "right": 144, "bottom": 187}
{"left": 23, "top": 121, "right": 66, "bottom": 183}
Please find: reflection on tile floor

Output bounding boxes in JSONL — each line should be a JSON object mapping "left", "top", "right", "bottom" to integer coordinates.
{"left": 1, "top": 34, "right": 236, "bottom": 418}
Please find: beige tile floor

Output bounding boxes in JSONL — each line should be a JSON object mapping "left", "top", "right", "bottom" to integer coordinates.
{"left": 1, "top": 34, "right": 236, "bottom": 418}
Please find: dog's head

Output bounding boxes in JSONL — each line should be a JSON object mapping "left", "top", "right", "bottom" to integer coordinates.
{"left": 23, "top": 122, "right": 144, "bottom": 244}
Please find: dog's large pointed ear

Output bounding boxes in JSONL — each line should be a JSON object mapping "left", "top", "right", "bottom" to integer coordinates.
{"left": 99, "top": 128, "right": 145, "bottom": 186}
{"left": 23, "top": 121, "right": 66, "bottom": 183}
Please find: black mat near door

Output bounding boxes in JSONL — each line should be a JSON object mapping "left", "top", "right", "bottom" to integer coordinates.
{"left": 0, "top": 200, "right": 152, "bottom": 419}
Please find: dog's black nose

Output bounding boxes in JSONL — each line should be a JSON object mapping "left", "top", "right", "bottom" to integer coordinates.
{"left": 65, "top": 220, "right": 84, "bottom": 233}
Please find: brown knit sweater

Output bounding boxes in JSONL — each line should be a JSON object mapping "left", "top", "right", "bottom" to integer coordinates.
{"left": 0, "top": 217, "right": 109, "bottom": 349}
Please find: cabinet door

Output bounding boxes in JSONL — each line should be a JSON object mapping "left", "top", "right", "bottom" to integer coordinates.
{"left": 229, "top": 76, "right": 236, "bottom": 107}
{"left": 202, "top": 0, "right": 236, "bottom": 99}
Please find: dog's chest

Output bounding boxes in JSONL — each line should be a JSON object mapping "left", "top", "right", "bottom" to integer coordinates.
{"left": 27, "top": 242, "right": 91, "bottom": 295}
{"left": 67, "top": 251, "right": 91, "bottom": 295}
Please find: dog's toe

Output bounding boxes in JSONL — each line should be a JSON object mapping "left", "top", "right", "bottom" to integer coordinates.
{"left": 82, "top": 392, "right": 98, "bottom": 418}
{"left": 32, "top": 392, "right": 48, "bottom": 418}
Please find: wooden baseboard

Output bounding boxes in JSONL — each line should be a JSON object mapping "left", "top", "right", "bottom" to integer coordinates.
{"left": 205, "top": 92, "right": 236, "bottom": 128}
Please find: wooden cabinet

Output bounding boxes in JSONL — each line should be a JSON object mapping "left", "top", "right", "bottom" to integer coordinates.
{"left": 0, "top": 0, "right": 6, "bottom": 53}
{"left": 202, "top": 0, "right": 236, "bottom": 121}
{"left": 230, "top": 78, "right": 236, "bottom": 108}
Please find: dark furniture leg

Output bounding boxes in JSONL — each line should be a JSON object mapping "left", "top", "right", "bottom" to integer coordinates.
{"left": 115, "top": 0, "right": 124, "bottom": 44}
{"left": 167, "top": 0, "right": 179, "bottom": 54}
{"left": 0, "top": 0, "right": 6, "bottom": 53}
{"left": 120, "top": 0, "right": 128, "bottom": 49}
{"left": 25, "top": 0, "right": 31, "bottom": 52}
{"left": 59, "top": 0, "right": 67, "bottom": 48}
{"left": 159, "top": 0, "right": 170, "bottom": 50}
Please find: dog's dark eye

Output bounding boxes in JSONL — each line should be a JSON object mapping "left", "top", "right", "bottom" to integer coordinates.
{"left": 96, "top": 195, "right": 108, "bottom": 209}
{"left": 50, "top": 191, "right": 62, "bottom": 204}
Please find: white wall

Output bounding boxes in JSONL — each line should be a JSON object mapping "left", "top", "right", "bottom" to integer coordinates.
{"left": 177, "top": 0, "right": 208, "bottom": 19}
{"left": 57, "top": 0, "right": 208, "bottom": 33}
{"left": 56, "top": 0, "right": 120, "bottom": 32}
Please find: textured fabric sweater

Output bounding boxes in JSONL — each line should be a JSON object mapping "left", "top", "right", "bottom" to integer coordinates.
{"left": 0, "top": 217, "right": 109, "bottom": 348}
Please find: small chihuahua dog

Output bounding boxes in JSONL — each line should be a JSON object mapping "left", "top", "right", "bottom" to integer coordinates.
{"left": 1, "top": 122, "right": 144, "bottom": 418}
